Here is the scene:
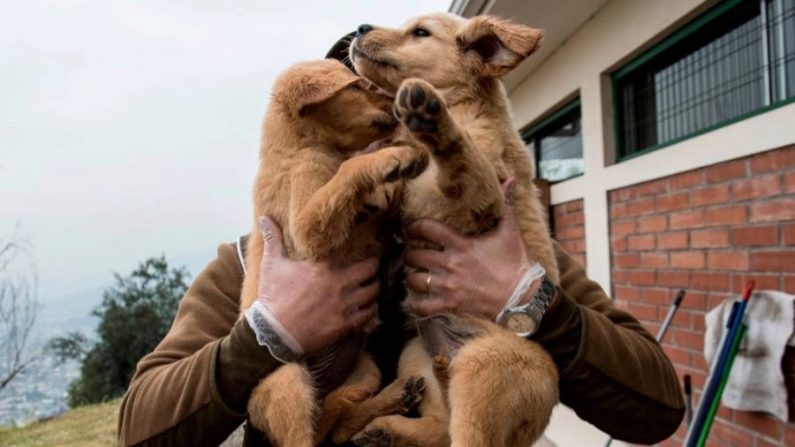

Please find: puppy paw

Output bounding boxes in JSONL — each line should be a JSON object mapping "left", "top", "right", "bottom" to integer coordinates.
{"left": 394, "top": 78, "right": 444, "bottom": 134}
{"left": 352, "top": 428, "right": 393, "bottom": 447}
{"left": 399, "top": 376, "right": 425, "bottom": 413}
{"left": 355, "top": 182, "right": 398, "bottom": 223}
{"left": 379, "top": 145, "right": 429, "bottom": 183}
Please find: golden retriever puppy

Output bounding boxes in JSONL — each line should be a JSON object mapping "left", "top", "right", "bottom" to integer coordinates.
{"left": 239, "top": 59, "right": 429, "bottom": 447}
{"left": 347, "top": 13, "right": 560, "bottom": 447}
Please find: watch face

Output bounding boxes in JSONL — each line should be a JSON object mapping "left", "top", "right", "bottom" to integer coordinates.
{"left": 506, "top": 312, "right": 537, "bottom": 335}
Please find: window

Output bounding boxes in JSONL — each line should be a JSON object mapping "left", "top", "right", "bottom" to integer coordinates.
{"left": 614, "top": 0, "right": 795, "bottom": 159}
{"left": 522, "top": 99, "right": 584, "bottom": 182}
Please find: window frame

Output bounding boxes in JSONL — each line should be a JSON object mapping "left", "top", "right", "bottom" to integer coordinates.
{"left": 612, "top": 0, "right": 795, "bottom": 162}
{"left": 521, "top": 98, "right": 584, "bottom": 183}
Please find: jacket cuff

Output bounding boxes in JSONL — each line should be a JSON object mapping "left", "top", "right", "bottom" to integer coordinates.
{"left": 530, "top": 287, "right": 586, "bottom": 376}
{"left": 214, "top": 317, "right": 282, "bottom": 414}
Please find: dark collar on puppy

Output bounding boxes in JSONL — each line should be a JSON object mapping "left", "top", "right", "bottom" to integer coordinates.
{"left": 325, "top": 31, "right": 357, "bottom": 73}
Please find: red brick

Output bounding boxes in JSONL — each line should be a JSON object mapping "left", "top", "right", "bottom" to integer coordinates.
{"left": 671, "top": 209, "right": 705, "bottom": 229}
{"left": 555, "top": 225, "right": 584, "bottom": 240}
{"left": 785, "top": 276, "right": 795, "bottom": 293}
{"left": 640, "top": 252, "right": 669, "bottom": 268}
{"left": 705, "top": 206, "right": 747, "bottom": 225}
{"left": 691, "top": 351, "right": 708, "bottom": 370}
{"left": 674, "top": 329, "right": 704, "bottom": 351}
{"left": 671, "top": 251, "right": 706, "bottom": 269}
{"left": 691, "top": 184, "right": 730, "bottom": 206}
{"left": 670, "top": 170, "right": 704, "bottom": 190}
{"left": 610, "top": 202, "right": 627, "bottom": 218}
{"left": 642, "top": 288, "right": 671, "bottom": 305}
{"left": 626, "top": 197, "right": 655, "bottom": 215}
{"left": 628, "top": 270, "right": 656, "bottom": 286}
{"left": 560, "top": 239, "right": 585, "bottom": 254}
{"left": 656, "top": 191, "right": 690, "bottom": 212}
{"left": 751, "top": 199, "right": 795, "bottom": 222}
{"left": 611, "top": 237, "right": 627, "bottom": 252}
{"left": 730, "top": 225, "right": 780, "bottom": 246}
{"left": 637, "top": 215, "right": 668, "bottom": 233}
{"left": 681, "top": 291, "right": 708, "bottom": 310}
{"left": 785, "top": 171, "right": 795, "bottom": 193}
{"left": 556, "top": 211, "right": 584, "bottom": 226}
{"left": 671, "top": 308, "right": 692, "bottom": 328}
{"left": 750, "top": 251, "right": 795, "bottom": 272}
{"left": 628, "top": 303, "right": 658, "bottom": 321}
{"left": 627, "top": 234, "right": 656, "bottom": 251}
{"left": 614, "top": 252, "right": 640, "bottom": 268}
{"left": 705, "top": 159, "right": 747, "bottom": 183}
{"left": 733, "top": 411, "right": 782, "bottom": 440}
{"left": 614, "top": 285, "right": 640, "bottom": 301}
{"left": 690, "top": 228, "right": 729, "bottom": 248}
{"left": 657, "top": 270, "right": 691, "bottom": 288}
{"left": 786, "top": 223, "right": 795, "bottom": 245}
{"left": 752, "top": 146, "right": 795, "bottom": 173}
{"left": 611, "top": 187, "right": 636, "bottom": 203}
{"left": 658, "top": 231, "right": 689, "bottom": 249}
{"left": 611, "top": 220, "right": 636, "bottom": 236}
{"left": 756, "top": 438, "right": 781, "bottom": 447}
{"left": 707, "top": 251, "right": 750, "bottom": 271}
{"left": 692, "top": 272, "right": 732, "bottom": 291}
{"left": 612, "top": 270, "right": 630, "bottom": 284}
{"left": 710, "top": 419, "right": 754, "bottom": 446}
{"left": 708, "top": 292, "right": 733, "bottom": 309}
{"left": 663, "top": 345, "right": 690, "bottom": 366}
{"left": 731, "top": 173, "right": 782, "bottom": 201}
{"left": 692, "top": 311, "right": 706, "bottom": 331}
{"left": 731, "top": 274, "right": 780, "bottom": 292}
{"left": 636, "top": 178, "right": 669, "bottom": 197}
{"left": 786, "top": 420, "right": 795, "bottom": 445}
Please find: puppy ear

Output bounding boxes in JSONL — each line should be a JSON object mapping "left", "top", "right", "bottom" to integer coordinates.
{"left": 456, "top": 16, "right": 543, "bottom": 78}
{"left": 274, "top": 60, "right": 359, "bottom": 117}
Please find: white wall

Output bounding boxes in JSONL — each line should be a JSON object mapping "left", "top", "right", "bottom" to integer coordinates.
{"left": 496, "top": 0, "right": 795, "bottom": 444}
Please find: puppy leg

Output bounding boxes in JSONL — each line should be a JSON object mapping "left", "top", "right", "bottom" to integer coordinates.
{"left": 332, "top": 375, "right": 426, "bottom": 443}
{"left": 394, "top": 78, "right": 503, "bottom": 234}
{"left": 289, "top": 145, "right": 427, "bottom": 259}
{"left": 352, "top": 338, "right": 450, "bottom": 447}
{"left": 315, "top": 354, "right": 381, "bottom": 444}
{"left": 248, "top": 363, "right": 317, "bottom": 447}
{"left": 447, "top": 329, "right": 558, "bottom": 447}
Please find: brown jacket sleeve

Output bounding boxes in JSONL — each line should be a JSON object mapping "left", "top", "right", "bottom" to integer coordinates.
{"left": 532, "top": 241, "right": 685, "bottom": 444}
{"left": 117, "top": 243, "right": 282, "bottom": 446}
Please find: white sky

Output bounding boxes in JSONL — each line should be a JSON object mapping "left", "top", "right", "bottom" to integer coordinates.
{"left": 0, "top": 0, "right": 450, "bottom": 302}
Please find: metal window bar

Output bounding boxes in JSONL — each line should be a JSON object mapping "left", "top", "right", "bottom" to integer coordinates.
{"left": 617, "top": 0, "right": 795, "bottom": 157}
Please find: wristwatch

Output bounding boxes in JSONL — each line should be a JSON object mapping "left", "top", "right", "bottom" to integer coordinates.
{"left": 498, "top": 275, "right": 556, "bottom": 337}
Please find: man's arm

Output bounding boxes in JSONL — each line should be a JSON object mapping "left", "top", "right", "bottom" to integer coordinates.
{"left": 532, "top": 241, "right": 685, "bottom": 444}
{"left": 117, "top": 242, "right": 282, "bottom": 446}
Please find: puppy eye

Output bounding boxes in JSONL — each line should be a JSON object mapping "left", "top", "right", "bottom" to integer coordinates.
{"left": 411, "top": 27, "right": 431, "bottom": 37}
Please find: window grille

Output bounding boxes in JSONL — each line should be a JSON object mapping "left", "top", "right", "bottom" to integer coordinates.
{"left": 522, "top": 100, "right": 584, "bottom": 183}
{"left": 614, "top": 0, "right": 795, "bottom": 159}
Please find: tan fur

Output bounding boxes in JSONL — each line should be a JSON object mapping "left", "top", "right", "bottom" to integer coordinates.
{"left": 349, "top": 13, "right": 559, "bottom": 447}
{"left": 240, "top": 59, "right": 428, "bottom": 446}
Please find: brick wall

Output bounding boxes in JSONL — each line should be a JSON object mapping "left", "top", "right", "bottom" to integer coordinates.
{"left": 552, "top": 199, "right": 586, "bottom": 268}
{"left": 608, "top": 144, "right": 795, "bottom": 446}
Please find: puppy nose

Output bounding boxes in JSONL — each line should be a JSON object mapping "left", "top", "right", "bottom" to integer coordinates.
{"left": 357, "top": 24, "right": 374, "bottom": 37}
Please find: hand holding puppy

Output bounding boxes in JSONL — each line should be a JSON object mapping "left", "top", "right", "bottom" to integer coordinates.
{"left": 253, "top": 216, "right": 380, "bottom": 357}
{"left": 404, "top": 180, "right": 555, "bottom": 322}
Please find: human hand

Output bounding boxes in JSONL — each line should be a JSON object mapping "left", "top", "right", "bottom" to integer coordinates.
{"left": 404, "top": 180, "right": 548, "bottom": 321}
{"left": 255, "top": 216, "right": 380, "bottom": 356}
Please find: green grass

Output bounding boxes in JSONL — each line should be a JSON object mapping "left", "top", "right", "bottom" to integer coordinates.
{"left": 0, "top": 399, "right": 120, "bottom": 447}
